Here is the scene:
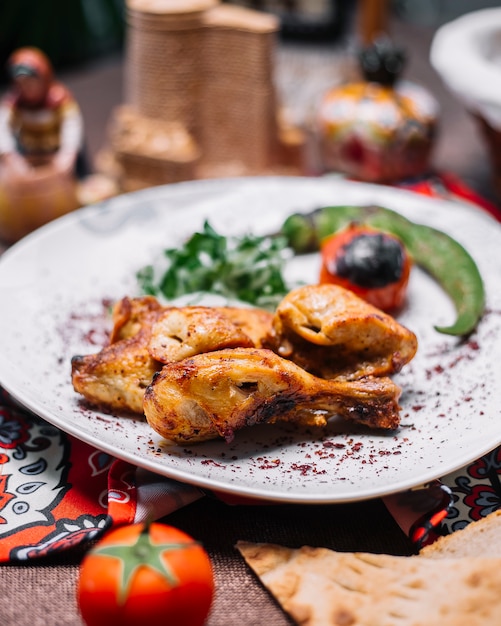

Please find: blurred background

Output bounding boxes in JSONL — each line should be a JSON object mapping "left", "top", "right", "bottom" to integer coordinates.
{"left": 0, "top": 0, "right": 500, "bottom": 204}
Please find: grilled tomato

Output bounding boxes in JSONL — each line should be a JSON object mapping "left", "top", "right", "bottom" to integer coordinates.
{"left": 319, "top": 223, "right": 411, "bottom": 311}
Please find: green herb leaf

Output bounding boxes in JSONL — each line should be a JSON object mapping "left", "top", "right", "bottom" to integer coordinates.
{"left": 137, "top": 220, "right": 292, "bottom": 309}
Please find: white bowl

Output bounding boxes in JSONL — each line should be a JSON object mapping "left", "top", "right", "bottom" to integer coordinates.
{"left": 430, "top": 8, "right": 501, "bottom": 130}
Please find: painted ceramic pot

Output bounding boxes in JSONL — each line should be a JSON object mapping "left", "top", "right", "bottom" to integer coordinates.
{"left": 317, "top": 38, "right": 439, "bottom": 183}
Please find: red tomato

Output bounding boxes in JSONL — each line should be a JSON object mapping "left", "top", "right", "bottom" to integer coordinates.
{"left": 319, "top": 223, "right": 411, "bottom": 311}
{"left": 77, "top": 522, "right": 214, "bottom": 626}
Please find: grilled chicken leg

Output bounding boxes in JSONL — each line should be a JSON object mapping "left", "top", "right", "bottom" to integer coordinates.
{"left": 143, "top": 348, "right": 402, "bottom": 444}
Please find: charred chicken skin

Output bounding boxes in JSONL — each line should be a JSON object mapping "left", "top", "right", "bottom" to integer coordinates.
{"left": 264, "top": 284, "right": 417, "bottom": 380}
{"left": 143, "top": 347, "right": 402, "bottom": 444}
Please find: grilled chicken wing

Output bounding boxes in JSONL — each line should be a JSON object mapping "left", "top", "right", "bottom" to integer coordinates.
{"left": 110, "top": 296, "right": 273, "bottom": 347}
{"left": 72, "top": 299, "right": 269, "bottom": 413}
{"left": 110, "top": 295, "right": 164, "bottom": 343}
{"left": 149, "top": 306, "right": 255, "bottom": 363}
{"left": 264, "top": 284, "right": 417, "bottom": 380}
{"left": 72, "top": 317, "right": 162, "bottom": 414}
{"left": 143, "top": 347, "right": 402, "bottom": 444}
{"left": 215, "top": 306, "right": 273, "bottom": 347}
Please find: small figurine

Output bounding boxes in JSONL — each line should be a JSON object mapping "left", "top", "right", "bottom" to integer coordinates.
{"left": 0, "top": 47, "right": 85, "bottom": 243}
{"left": 316, "top": 37, "right": 440, "bottom": 183}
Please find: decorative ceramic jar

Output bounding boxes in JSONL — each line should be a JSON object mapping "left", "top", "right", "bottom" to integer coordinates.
{"left": 317, "top": 37, "right": 439, "bottom": 183}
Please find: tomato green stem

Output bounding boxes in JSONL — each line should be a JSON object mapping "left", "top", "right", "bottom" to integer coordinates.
{"left": 91, "top": 523, "right": 200, "bottom": 605}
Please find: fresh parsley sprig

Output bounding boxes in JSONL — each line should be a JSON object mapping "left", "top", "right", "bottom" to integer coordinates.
{"left": 137, "top": 220, "right": 292, "bottom": 309}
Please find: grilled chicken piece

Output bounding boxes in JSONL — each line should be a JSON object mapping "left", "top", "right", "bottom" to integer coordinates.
{"left": 110, "top": 296, "right": 273, "bottom": 347}
{"left": 215, "top": 306, "right": 273, "bottom": 348}
{"left": 143, "top": 347, "right": 402, "bottom": 444}
{"left": 72, "top": 316, "right": 162, "bottom": 414}
{"left": 264, "top": 284, "right": 417, "bottom": 380}
{"left": 72, "top": 300, "right": 268, "bottom": 413}
{"left": 110, "top": 295, "right": 164, "bottom": 343}
{"left": 149, "top": 306, "right": 255, "bottom": 363}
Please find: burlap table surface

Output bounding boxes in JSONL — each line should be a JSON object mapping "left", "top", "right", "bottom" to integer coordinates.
{"left": 0, "top": 496, "right": 413, "bottom": 625}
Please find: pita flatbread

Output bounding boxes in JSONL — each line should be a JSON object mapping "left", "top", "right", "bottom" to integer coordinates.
{"left": 236, "top": 540, "right": 501, "bottom": 625}
{"left": 420, "top": 509, "right": 501, "bottom": 559}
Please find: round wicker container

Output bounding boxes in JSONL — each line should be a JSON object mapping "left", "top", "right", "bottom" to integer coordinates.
{"left": 124, "top": 0, "right": 217, "bottom": 134}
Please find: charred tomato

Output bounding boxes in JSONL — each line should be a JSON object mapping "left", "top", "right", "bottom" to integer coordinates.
{"left": 319, "top": 224, "right": 411, "bottom": 311}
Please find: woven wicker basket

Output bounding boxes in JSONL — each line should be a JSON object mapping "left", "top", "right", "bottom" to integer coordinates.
{"left": 125, "top": 0, "right": 217, "bottom": 134}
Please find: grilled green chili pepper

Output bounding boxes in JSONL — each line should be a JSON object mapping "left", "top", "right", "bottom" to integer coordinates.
{"left": 281, "top": 205, "right": 485, "bottom": 336}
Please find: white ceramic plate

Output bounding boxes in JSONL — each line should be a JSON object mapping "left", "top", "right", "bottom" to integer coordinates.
{"left": 0, "top": 176, "right": 500, "bottom": 504}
